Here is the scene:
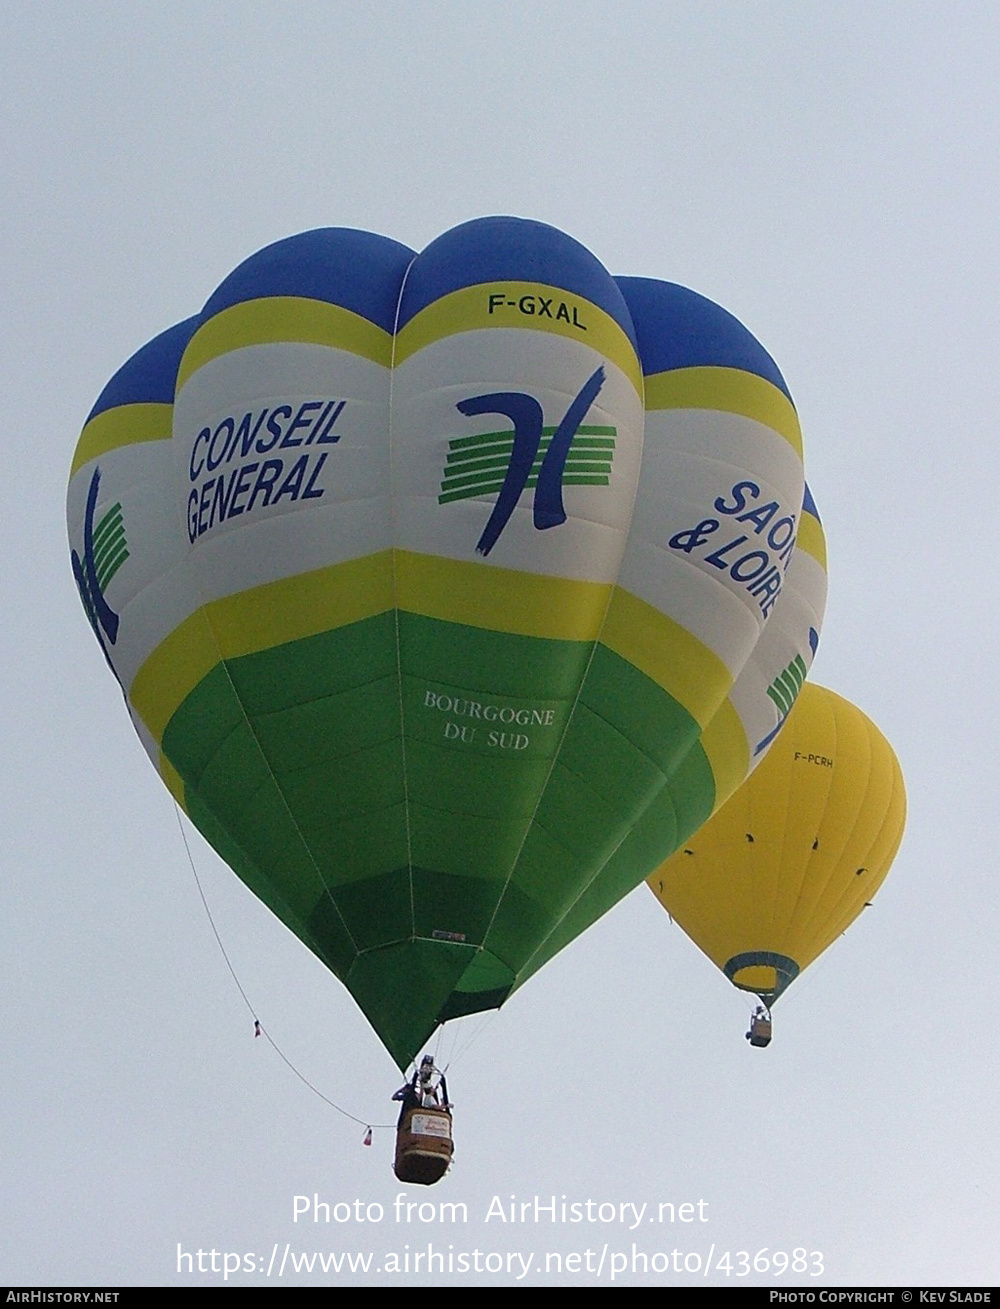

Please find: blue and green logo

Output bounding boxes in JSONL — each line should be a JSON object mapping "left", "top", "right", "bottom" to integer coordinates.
{"left": 439, "top": 365, "right": 615, "bottom": 556}
{"left": 71, "top": 466, "right": 127, "bottom": 652}
{"left": 753, "top": 626, "right": 820, "bottom": 755}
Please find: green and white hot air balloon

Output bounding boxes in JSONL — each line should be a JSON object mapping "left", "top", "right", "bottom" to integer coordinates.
{"left": 68, "top": 218, "right": 806, "bottom": 1069}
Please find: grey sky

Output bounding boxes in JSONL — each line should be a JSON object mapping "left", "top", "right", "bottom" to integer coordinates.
{"left": 3, "top": 1, "right": 997, "bottom": 1286}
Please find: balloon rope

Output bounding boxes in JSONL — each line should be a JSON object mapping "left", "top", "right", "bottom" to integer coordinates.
{"left": 440, "top": 1009, "right": 498, "bottom": 1072}
{"left": 172, "top": 804, "right": 394, "bottom": 1131}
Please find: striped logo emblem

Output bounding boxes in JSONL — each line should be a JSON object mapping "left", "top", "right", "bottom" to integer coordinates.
{"left": 439, "top": 366, "right": 615, "bottom": 556}
{"left": 753, "top": 627, "right": 820, "bottom": 755}
{"left": 71, "top": 466, "right": 127, "bottom": 649}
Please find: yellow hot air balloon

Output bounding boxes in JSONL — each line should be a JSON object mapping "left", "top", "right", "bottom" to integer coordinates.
{"left": 648, "top": 682, "right": 905, "bottom": 1041}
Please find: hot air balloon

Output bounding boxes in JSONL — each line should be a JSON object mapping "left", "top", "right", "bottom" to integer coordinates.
{"left": 68, "top": 217, "right": 807, "bottom": 1072}
{"left": 647, "top": 682, "right": 906, "bottom": 1042}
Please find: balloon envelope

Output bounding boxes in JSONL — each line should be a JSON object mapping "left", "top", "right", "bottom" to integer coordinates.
{"left": 648, "top": 682, "right": 906, "bottom": 1004}
{"left": 68, "top": 218, "right": 806, "bottom": 1068}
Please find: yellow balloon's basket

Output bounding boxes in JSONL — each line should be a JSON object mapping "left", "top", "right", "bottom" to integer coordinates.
{"left": 748, "top": 1014, "right": 773, "bottom": 1048}
{"left": 393, "top": 1106, "right": 454, "bottom": 1186}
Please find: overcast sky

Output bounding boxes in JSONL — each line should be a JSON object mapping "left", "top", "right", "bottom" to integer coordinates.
{"left": 3, "top": 1, "right": 998, "bottom": 1287}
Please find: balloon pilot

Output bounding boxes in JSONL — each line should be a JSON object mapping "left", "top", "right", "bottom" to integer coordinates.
{"left": 392, "top": 1054, "right": 450, "bottom": 1123}
{"left": 392, "top": 1054, "right": 455, "bottom": 1186}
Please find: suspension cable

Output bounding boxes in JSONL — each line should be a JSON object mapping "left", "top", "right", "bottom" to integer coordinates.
{"left": 173, "top": 803, "right": 394, "bottom": 1131}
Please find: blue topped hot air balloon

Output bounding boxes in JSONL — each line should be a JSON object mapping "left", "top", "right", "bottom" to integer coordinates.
{"left": 68, "top": 217, "right": 809, "bottom": 1069}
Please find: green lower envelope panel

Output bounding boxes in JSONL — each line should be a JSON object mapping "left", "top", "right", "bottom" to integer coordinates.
{"left": 506, "top": 738, "right": 715, "bottom": 994}
{"left": 164, "top": 610, "right": 715, "bottom": 1069}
